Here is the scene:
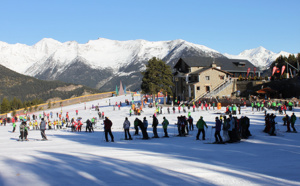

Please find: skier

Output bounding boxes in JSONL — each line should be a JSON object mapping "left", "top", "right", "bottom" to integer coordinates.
{"left": 19, "top": 121, "right": 28, "bottom": 141}
{"left": 152, "top": 115, "right": 159, "bottom": 138}
{"left": 103, "top": 117, "right": 114, "bottom": 142}
{"left": 212, "top": 117, "right": 223, "bottom": 144}
{"left": 291, "top": 113, "right": 297, "bottom": 132}
{"left": 162, "top": 117, "right": 169, "bottom": 137}
{"left": 136, "top": 117, "right": 148, "bottom": 139}
{"left": 227, "top": 115, "right": 235, "bottom": 142}
{"left": 40, "top": 118, "right": 47, "bottom": 140}
{"left": 142, "top": 117, "right": 149, "bottom": 139}
{"left": 269, "top": 114, "right": 276, "bottom": 136}
{"left": 123, "top": 117, "right": 132, "bottom": 140}
{"left": 196, "top": 116, "right": 208, "bottom": 140}
{"left": 222, "top": 116, "right": 229, "bottom": 142}
{"left": 232, "top": 105, "right": 237, "bottom": 115}
{"left": 187, "top": 116, "right": 194, "bottom": 131}
{"left": 134, "top": 118, "right": 139, "bottom": 135}
{"left": 12, "top": 120, "right": 16, "bottom": 133}
{"left": 85, "top": 119, "right": 93, "bottom": 132}
{"left": 286, "top": 114, "right": 291, "bottom": 132}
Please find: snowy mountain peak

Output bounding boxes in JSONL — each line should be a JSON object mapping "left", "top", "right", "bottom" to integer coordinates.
{"left": 224, "top": 46, "right": 292, "bottom": 70}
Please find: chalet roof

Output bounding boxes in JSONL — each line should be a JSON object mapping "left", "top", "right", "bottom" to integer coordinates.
{"left": 189, "top": 67, "right": 233, "bottom": 76}
{"left": 175, "top": 57, "right": 258, "bottom": 72}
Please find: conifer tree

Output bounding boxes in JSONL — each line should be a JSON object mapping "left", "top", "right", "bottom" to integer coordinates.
{"left": 141, "top": 57, "right": 174, "bottom": 102}
{"left": 1, "top": 97, "right": 11, "bottom": 113}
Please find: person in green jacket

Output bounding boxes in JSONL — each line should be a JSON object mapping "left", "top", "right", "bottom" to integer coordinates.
{"left": 257, "top": 102, "right": 261, "bottom": 111}
{"left": 291, "top": 113, "right": 297, "bottom": 132}
{"left": 19, "top": 121, "right": 28, "bottom": 141}
{"left": 251, "top": 102, "right": 254, "bottom": 111}
{"left": 196, "top": 116, "right": 208, "bottom": 140}
{"left": 162, "top": 117, "right": 169, "bottom": 137}
{"left": 12, "top": 122, "right": 16, "bottom": 133}
{"left": 232, "top": 105, "right": 237, "bottom": 115}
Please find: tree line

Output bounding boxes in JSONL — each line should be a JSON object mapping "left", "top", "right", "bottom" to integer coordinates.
{"left": 0, "top": 97, "right": 44, "bottom": 114}
{"left": 270, "top": 53, "right": 300, "bottom": 77}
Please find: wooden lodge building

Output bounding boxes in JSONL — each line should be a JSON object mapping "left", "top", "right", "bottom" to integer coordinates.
{"left": 173, "top": 57, "right": 260, "bottom": 101}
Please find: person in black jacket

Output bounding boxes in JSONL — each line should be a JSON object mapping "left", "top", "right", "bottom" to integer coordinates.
{"left": 137, "top": 118, "right": 149, "bottom": 139}
{"left": 104, "top": 117, "right": 114, "bottom": 142}
{"left": 86, "top": 119, "right": 93, "bottom": 132}
{"left": 152, "top": 115, "right": 159, "bottom": 138}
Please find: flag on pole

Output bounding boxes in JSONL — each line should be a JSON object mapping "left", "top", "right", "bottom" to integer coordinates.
{"left": 116, "top": 85, "right": 119, "bottom": 96}
{"left": 272, "top": 66, "right": 277, "bottom": 76}
{"left": 124, "top": 84, "right": 127, "bottom": 95}
{"left": 246, "top": 68, "right": 251, "bottom": 77}
{"left": 281, "top": 65, "right": 286, "bottom": 75}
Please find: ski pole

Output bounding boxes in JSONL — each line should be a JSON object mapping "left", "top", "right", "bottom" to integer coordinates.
{"left": 210, "top": 126, "right": 213, "bottom": 143}
{"left": 101, "top": 124, "right": 105, "bottom": 142}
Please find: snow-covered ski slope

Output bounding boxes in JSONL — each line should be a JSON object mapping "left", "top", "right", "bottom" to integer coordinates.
{"left": 0, "top": 95, "right": 300, "bottom": 186}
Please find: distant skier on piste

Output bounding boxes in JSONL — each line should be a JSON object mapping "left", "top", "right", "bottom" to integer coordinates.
{"left": 40, "top": 118, "right": 47, "bottom": 140}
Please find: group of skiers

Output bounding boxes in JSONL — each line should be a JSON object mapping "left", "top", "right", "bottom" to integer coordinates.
{"left": 190, "top": 114, "right": 251, "bottom": 143}
{"left": 17, "top": 118, "right": 47, "bottom": 141}
{"left": 115, "top": 111, "right": 251, "bottom": 144}
{"left": 251, "top": 100, "right": 295, "bottom": 114}
{"left": 264, "top": 112, "right": 297, "bottom": 135}
{"left": 5, "top": 97, "right": 298, "bottom": 143}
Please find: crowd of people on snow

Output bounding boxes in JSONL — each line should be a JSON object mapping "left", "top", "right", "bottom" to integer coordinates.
{"left": 2, "top": 96, "right": 299, "bottom": 143}
{"left": 264, "top": 112, "right": 297, "bottom": 136}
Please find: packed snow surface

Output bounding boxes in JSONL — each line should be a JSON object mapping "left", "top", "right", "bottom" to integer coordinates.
{"left": 0, "top": 95, "right": 300, "bottom": 186}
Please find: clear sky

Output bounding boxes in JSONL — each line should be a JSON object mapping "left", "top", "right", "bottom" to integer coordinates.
{"left": 0, "top": 0, "right": 299, "bottom": 54}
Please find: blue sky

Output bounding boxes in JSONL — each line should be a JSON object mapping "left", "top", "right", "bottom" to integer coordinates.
{"left": 0, "top": 0, "right": 299, "bottom": 54}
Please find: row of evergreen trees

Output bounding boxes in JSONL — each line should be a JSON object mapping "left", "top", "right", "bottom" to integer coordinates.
{"left": 0, "top": 97, "right": 44, "bottom": 114}
{"left": 271, "top": 53, "right": 300, "bottom": 76}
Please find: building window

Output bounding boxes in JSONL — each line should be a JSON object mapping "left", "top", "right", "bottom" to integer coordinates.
{"left": 197, "top": 86, "right": 200, "bottom": 90}
{"left": 205, "top": 76, "right": 210, "bottom": 80}
{"left": 220, "top": 75, "right": 224, "bottom": 80}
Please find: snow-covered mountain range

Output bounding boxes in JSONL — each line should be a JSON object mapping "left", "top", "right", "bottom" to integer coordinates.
{"left": 224, "top": 46, "right": 292, "bottom": 69}
{"left": 0, "top": 38, "right": 293, "bottom": 91}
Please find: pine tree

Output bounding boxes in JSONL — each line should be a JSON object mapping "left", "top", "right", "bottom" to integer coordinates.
{"left": 1, "top": 97, "right": 11, "bottom": 113}
{"left": 10, "top": 97, "right": 19, "bottom": 110}
{"left": 141, "top": 57, "right": 174, "bottom": 102}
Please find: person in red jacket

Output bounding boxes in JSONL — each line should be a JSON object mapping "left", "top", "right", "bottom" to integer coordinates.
{"left": 104, "top": 117, "right": 114, "bottom": 142}
{"left": 283, "top": 105, "right": 287, "bottom": 114}
{"left": 77, "top": 119, "right": 82, "bottom": 132}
